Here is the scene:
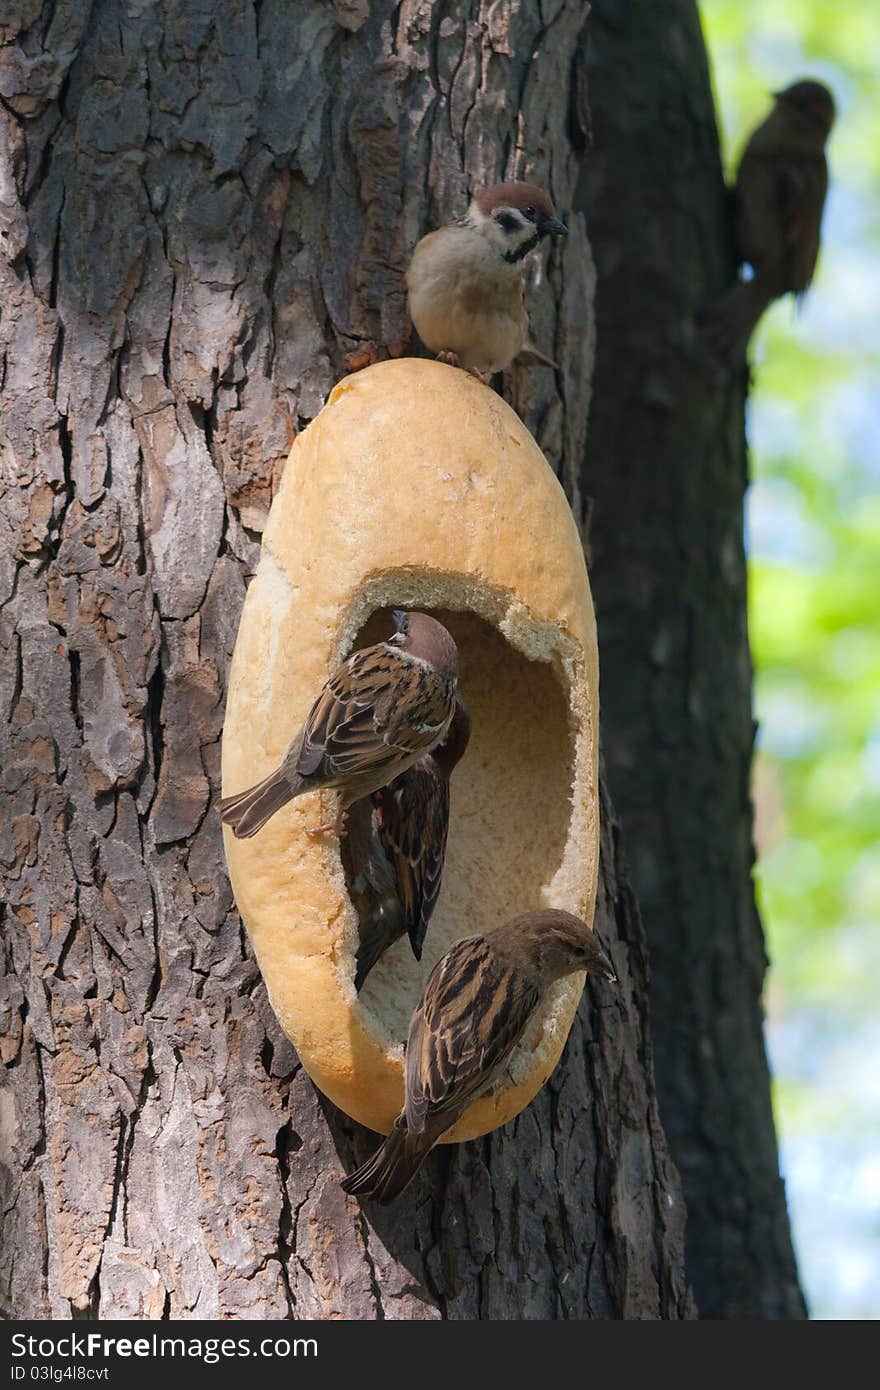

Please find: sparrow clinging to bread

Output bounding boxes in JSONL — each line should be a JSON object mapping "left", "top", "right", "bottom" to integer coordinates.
{"left": 702, "top": 79, "right": 835, "bottom": 364}
{"left": 348, "top": 695, "right": 471, "bottom": 991}
{"left": 341, "top": 910, "right": 616, "bottom": 1204}
{"left": 219, "top": 611, "right": 459, "bottom": 839}
{"left": 406, "top": 180, "right": 568, "bottom": 377}
{"left": 340, "top": 794, "right": 407, "bottom": 990}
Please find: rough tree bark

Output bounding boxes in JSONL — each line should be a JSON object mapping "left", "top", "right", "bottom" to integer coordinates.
{"left": 0, "top": 0, "right": 694, "bottom": 1319}
{"left": 576, "top": 0, "right": 806, "bottom": 1317}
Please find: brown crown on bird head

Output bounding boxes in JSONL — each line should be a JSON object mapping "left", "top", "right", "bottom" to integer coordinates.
{"left": 774, "top": 79, "right": 836, "bottom": 136}
{"left": 471, "top": 181, "right": 568, "bottom": 239}
{"left": 499, "top": 909, "right": 617, "bottom": 984}
{"left": 390, "top": 610, "right": 459, "bottom": 681}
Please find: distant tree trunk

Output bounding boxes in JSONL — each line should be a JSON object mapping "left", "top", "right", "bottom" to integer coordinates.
{"left": 576, "top": 0, "right": 806, "bottom": 1318}
{"left": 0, "top": 0, "right": 692, "bottom": 1319}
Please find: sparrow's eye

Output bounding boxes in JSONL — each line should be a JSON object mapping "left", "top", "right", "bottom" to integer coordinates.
{"left": 524, "top": 205, "right": 536, "bottom": 221}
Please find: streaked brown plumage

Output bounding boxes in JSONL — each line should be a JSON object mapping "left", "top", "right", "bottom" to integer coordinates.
{"left": 407, "top": 180, "right": 568, "bottom": 376}
{"left": 219, "top": 611, "right": 458, "bottom": 839}
{"left": 703, "top": 79, "right": 835, "bottom": 363}
{"left": 341, "top": 796, "right": 407, "bottom": 990}
{"left": 341, "top": 910, "right": 616, "bottom": 1204}
{"left": 348, "top": 696, "right": 472, "bottom": 990}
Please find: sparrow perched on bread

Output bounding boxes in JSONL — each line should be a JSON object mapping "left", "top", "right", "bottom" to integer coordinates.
{"left": 219, "top": 611, "right": 459, "bottom": 839}
{"left": 341, "top": 910, "right": 616, "bottom": 1204}
{"left": 702, "top": 79, "right": 835, "bottom": 364}
{"left": 347, "top": 696, "right": 472, "bottom": 991}
{"left": 406, "top": 181, "right": 568, "bottom": 376}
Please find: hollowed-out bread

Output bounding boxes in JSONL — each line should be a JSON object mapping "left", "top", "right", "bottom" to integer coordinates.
{"left": 221, "top": 358, "right": 599, "bottom": 1140}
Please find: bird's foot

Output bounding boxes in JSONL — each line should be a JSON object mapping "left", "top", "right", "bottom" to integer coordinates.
{"left": 436, "top": 350, "right": 462, "bottom": 369}
{"left": 435, "top": 351, "right": 491, "bottom": 385}
{"left": 307, "top": 809, "right": 348, "bottom": 839}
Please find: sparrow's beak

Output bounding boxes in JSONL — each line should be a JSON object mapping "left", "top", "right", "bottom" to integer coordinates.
{"left": 540, "top": 216, "right": 568, "bottom": 238}
{"left": 595, "top": 948, "right": 617, "bottom": 984}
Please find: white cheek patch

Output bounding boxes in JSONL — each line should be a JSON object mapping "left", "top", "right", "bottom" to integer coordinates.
{"left": 388, "top": 647, "right": 434, "bottom": 672}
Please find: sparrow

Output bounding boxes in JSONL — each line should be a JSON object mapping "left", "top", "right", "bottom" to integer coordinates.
{"left": 340, "top": 909, "right": 616, "bottom": 1204}
{"left": 406, "top": 180, "right": 568, "bottom": 377}
{"left": 341, "top": 794, "right": 407, "bottom": 989}
{"left": 702, "top": 79, "right": 835, "bottom": 364}
{"left": 219, "top": 611, "right": 459, "bottom": 839}
{"left": 347, "top": 695, "right": 472, "bottom": 991}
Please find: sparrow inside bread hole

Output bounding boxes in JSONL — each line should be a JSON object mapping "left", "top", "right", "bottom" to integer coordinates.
{"left": 339, "top": 605, "right": 576, "bottom": 1051}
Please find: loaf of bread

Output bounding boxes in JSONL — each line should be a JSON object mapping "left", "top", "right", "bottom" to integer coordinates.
{"left": 221, "top": 358, "right": 599, "bottom": 1140}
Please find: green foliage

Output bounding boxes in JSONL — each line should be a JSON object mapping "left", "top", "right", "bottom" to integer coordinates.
{"left": 700, "top": 0, "right": 880, "bottom": 1319}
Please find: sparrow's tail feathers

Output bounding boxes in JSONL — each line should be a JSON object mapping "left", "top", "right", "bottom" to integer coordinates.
{"left": 218, "top": 768, "right": 298, "bottom": 838}
{"left": 407, "top": 915, "right": 428, "bottom": 963}
{"left": 354, "top": 900, "right": 405, "bottom": 992}
{"left": 699, "top": 277, "right": 775, "bottom": 366}
{"left": 516, "top": 341, "right": 559, "bottom": 371}
{"left": 340, "top": 1124, "right": 434, "bottom": 1205}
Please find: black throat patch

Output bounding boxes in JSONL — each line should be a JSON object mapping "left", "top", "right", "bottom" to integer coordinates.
{"left": 503, "top": 232, "right": 540, "bottom": 264}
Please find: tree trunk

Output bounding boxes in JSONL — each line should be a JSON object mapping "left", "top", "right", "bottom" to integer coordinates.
{"left": 576, "top": 0, "right": 806, "bottom": 1318}
{"left": 0, "top": 0, "right": 694, "bottom": 1320}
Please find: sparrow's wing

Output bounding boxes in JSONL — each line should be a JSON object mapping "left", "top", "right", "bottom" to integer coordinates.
{"left": 341, "top": 796, "right": 398, "bottom": 905}
{"left": 778, "top": 154, "right": 828, "bottom": 292}
{"left": 341, "top": 797, "right": 408, "bottom": 991}
{"left": 738, "top": 144, "right": 827, "bottom": 293}
{"left": 404, "top": 936, "right": 539, "bottom": 1135}
{"left": 296, "top": 644, "right": 453, "bottom": 783}
{"left": 736, "top": 146, "right": 788, "bottom": 273}
{"left": 374, "top": 764, "right": 449, "bottom": 959}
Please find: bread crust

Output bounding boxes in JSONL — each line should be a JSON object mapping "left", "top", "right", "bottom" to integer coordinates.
{"left": 221, "top": 358, "right": 599, "bottom": 1140}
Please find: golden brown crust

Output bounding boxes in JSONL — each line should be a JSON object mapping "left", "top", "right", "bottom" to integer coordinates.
{"left": 221, "top": 357, "right": 599, "bottom": 1140}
